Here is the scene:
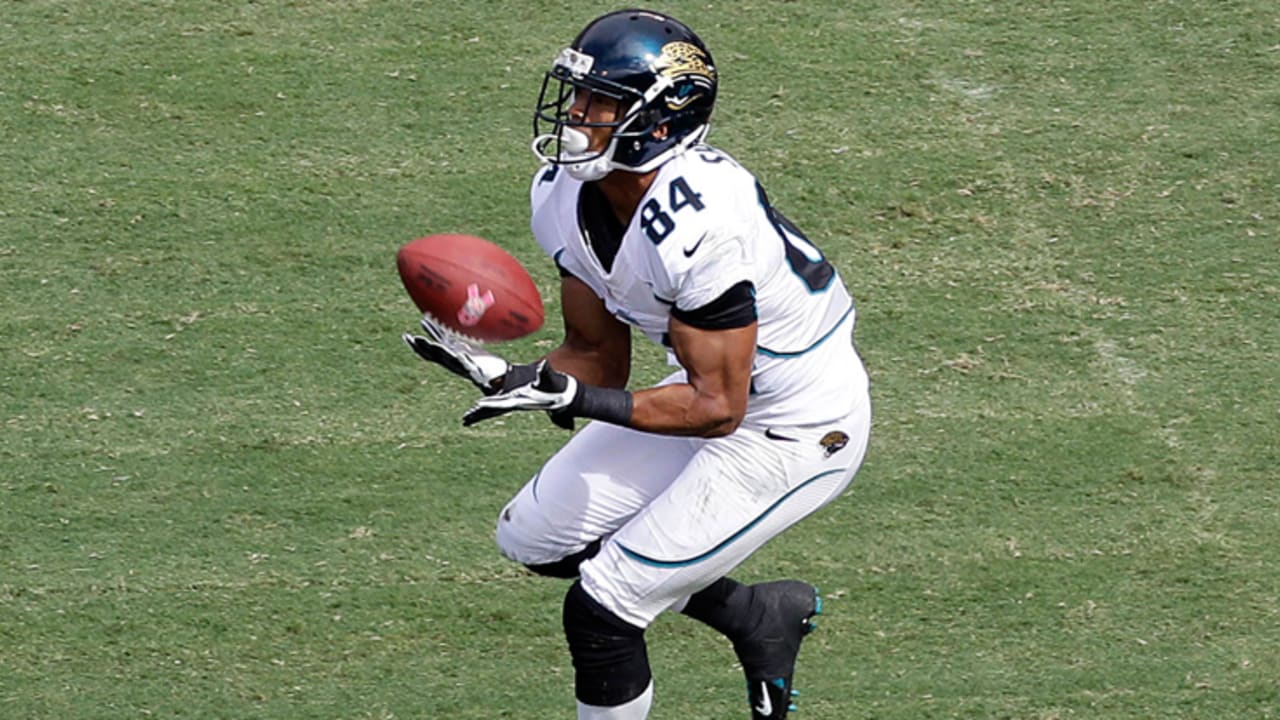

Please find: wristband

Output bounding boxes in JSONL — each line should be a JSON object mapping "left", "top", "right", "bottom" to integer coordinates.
{"left": 570, "top": 384, "right": 634, "bottom": 426}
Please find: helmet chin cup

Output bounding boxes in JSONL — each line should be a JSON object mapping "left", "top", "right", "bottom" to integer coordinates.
{"left": 561, "top": 126, "right": 590, "bottom": 154}
{"left": 561, "top": 128, "right": 612, "bottom": 181}
{"left": 530, "top": 126, "right": 614, "bottom": 182}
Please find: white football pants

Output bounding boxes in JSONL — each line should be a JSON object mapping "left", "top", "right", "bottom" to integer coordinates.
{"left": 494, "top": 387, "right": 870, "bottom": 628}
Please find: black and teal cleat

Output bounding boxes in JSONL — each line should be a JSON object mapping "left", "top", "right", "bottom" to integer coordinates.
{"left": 734, "top": 582, "right": 822, "bottom": 719}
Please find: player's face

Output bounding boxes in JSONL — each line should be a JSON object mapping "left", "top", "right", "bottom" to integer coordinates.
{"left": 568, "top": 89, "right": 625, "bottom": 153}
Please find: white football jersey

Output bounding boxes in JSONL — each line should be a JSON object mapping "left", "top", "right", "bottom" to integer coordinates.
{"left": 529, "top": 144, "right": 868, "bottom": 427}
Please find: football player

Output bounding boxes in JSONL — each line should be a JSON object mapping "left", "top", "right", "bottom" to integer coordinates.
{"left": 405, "top": 9, "right": 871, "bottom": 719}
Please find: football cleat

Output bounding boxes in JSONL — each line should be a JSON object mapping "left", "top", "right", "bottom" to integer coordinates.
{"left": 734, "top": 582, "right": 822, "bottom": 720}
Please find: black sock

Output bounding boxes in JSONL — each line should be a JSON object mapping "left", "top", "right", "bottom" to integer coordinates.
{"left": 680, "top": 577, "right": 758, "bottom": 641}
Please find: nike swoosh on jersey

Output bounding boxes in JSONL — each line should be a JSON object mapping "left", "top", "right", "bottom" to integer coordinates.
{"left": 682, "top": 233, "right": 708, "bottom": 258}
{"left": 764, "top": 428, "right": 799, "bottom": 442}
{"left": 753, "top": 681, "right": 773, "bottom": 716}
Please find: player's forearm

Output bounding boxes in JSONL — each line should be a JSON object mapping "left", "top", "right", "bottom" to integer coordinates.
{"left": 544, "top": 344, "right": 630, "bottom": 389}
{"left": 627, "top": 383, "right": 743, "bottom": 438}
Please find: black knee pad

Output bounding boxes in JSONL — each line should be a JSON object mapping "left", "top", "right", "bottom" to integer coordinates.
{"left": 562, "top": 580, "right": 651, "bottom": 706}
{"left": 524, "top": 538, "right": 602, "bottom": 579}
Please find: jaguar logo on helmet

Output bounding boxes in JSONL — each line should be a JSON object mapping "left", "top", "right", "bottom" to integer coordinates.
{"left": 655, "top": 41, "right": 715, "bottom": 82}
{"left": 654, "top": 41, "right": 716, "bottom": 110}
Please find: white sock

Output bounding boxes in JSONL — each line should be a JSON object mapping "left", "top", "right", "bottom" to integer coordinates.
{"left": 577, "top": 681, "right": 654, "bottom": 719}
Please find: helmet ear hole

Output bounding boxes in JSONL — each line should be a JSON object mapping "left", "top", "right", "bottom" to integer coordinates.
{"left": 633, "top": 108, "right": 663, "bottom": 132}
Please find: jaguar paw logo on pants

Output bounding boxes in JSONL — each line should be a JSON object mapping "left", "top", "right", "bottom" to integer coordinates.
{"left": 819, "top": 431, "right": 849, "bottom": 458}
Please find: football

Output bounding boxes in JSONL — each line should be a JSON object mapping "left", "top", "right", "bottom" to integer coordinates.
{"left": 396, "top": 234, "right": 544, "bottom": 343}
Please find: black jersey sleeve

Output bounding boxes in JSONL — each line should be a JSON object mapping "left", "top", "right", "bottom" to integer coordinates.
{"left": 671, "top": 280, "right": 757, "bottom": 330}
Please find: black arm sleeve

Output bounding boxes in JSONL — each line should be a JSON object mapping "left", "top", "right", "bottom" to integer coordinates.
{"left": 671, "top": 280, "right": 757, "bottom": 330}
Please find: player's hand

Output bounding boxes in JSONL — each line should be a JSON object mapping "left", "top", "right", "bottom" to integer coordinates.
{"left": 402, "top": 313, "right": 510, "bottom": 395}
{"left": 463, "top": 360, "right": 577, "bottom": 429}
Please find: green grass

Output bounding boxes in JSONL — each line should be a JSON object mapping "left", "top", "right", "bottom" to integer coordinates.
{"left": 3, "top": 1, "right": 1277, "bottom": 718}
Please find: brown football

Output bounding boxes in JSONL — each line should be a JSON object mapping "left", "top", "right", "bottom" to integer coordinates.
{"left": 396, "top": 234, "right": 544, "bottom": 343}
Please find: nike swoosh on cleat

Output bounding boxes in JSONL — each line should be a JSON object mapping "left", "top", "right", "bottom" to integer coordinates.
{"left": 753, "top": 681, "right": 773, "bottom": 716}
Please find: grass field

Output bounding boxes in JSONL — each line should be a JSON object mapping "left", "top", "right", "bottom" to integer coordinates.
{"left": 2, "top": 2, "right": 1277, "bottom": 718}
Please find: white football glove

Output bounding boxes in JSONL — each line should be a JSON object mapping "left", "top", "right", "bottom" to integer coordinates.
{"left": 463, "top": 360, "right": 578, "bottom": 428}
{"left": 402, "top": 313, "right": 510, "bottom": 395}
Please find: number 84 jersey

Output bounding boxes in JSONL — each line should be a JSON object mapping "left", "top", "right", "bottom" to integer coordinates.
{"left": 529, "top": 143, "right": 869, "bottom": 427}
